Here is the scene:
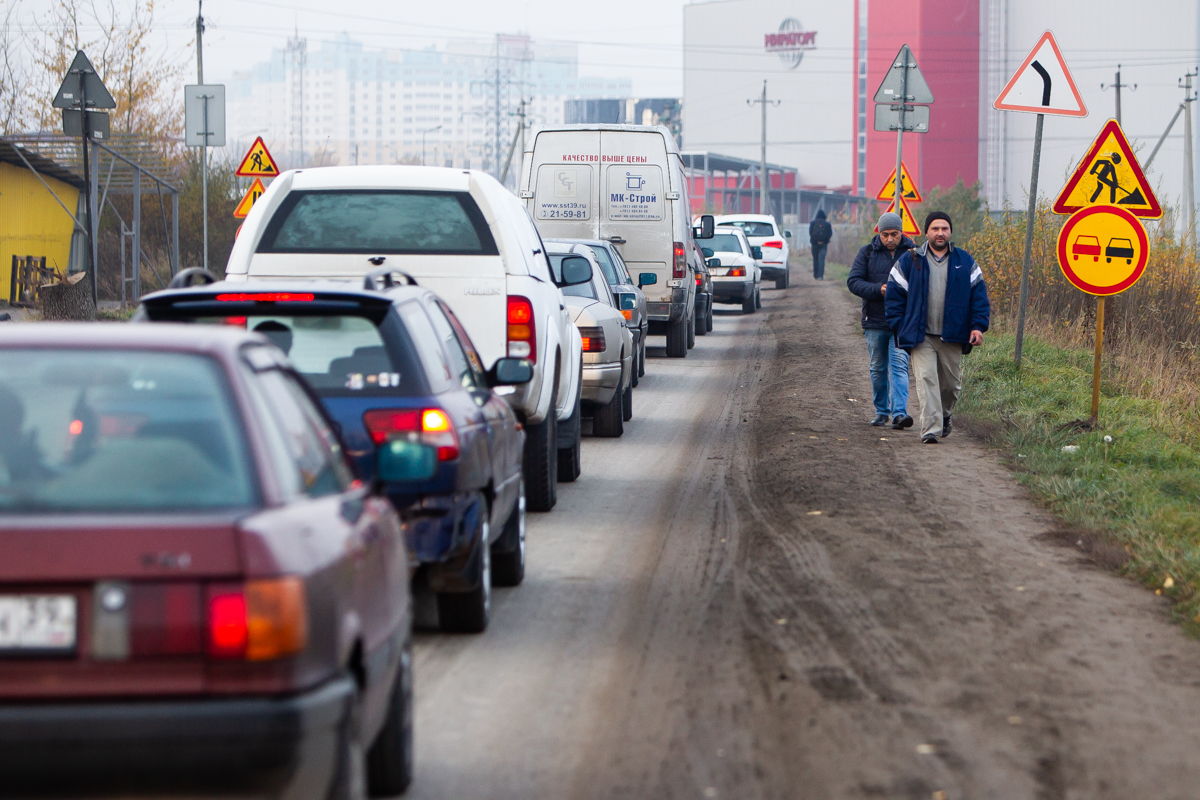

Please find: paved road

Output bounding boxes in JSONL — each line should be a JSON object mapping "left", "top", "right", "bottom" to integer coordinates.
{"left": 406, "top": 277, "right": 1200, "bottom": 800}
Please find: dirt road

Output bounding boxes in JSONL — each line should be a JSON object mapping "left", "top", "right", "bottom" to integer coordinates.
{"left": 407, "top": 275, "right": 1200, "bottom": 800}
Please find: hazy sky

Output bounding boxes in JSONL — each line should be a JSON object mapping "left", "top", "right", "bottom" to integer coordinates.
{"left": 17, "top": 0, "right": 694, "bottom": 96}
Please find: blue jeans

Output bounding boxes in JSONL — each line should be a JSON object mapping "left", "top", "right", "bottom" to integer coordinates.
{"left": 863, "top": 328, "right": 909, "bottom": 417}
{"left": 811, "top": 244, "right": 827, "bottom": 279}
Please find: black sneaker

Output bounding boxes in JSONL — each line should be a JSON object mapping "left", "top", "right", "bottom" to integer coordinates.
{"left": 922, "top": 434, "right": 939, "bottom": 444}
{"left": 891, "top": 414, "right": 914, "bottom": 430}
{"left": 870, "top": 414, "right": 889, "bottom": 427}
{"left": 941, "top": 415, "right": 953, "bottom": 438}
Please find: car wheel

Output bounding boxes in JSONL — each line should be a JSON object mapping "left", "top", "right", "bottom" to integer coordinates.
{"left": 665, "top": 315, "right": 688, "bottom": 358}
{"left": 366, "top": 639, "right": 413, "bottom": 796}
{"left": 622, "top": 377, "right": 633, "bottom": 422}
{"left": 328, "top": 688, "right": 368, "bottom": 800}
{"left": 742, "top": 290, "right": 756, "bottom": 314}
{"left": 523, "top": 373, "right": 558, "bottom": 513}
{"left": 556, "top": 384, "right": 581, "bottom": 483}
{"left": 638, "top": 339, "right": 646, "bottom": 376}
{"left": 437, "top": 510, "right": 491, "bottom": 633}
{"left": 492, "top": 479, "right": 526, "bottom": 587}
{"left": 694, "top": 306, "right": 706, "bottom": 337}
{"left": 755, "top": 288, "right": 762, "bottom": 309}
{"left": 592, "top": 374, "right": 625, "bottom": 437}
{"left": 686, "top": 311, "right": 696, "bottom": 349}
{"left": 775, "top": 269, "right": 789, "bottom": 290}
{"left": 706, "top": 306, "right": 713, "bottom": 332}
{"left": 630, "top": 342, "right": 640, "bottom": 387}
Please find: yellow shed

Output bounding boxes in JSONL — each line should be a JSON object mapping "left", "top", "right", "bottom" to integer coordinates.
{"left": 0, "top": 142, "right": 83, "bottom": 302}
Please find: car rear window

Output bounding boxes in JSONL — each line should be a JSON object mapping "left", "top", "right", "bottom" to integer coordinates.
{"left": 0, "top": 350, "right": 256, "bottom": 513}
{"left": 588, "top": 247, "right": 621, "bottom": 285}
{"left": 549, "top": 255, "right": 597, "bottom": 300}
{"left": 257, "top": 190, "right": 498, "bottom": 255}
{"left": 709, "top": 233, "right": 745, "bottom": 254}
{"left": 213, "top": 315, "right": 424, "bottom": 396}
{"left": 727, "top": 220, "right": 775, "bottom": 237}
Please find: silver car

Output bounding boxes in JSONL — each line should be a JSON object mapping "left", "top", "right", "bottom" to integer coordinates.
{"left": 547, "top": 244, "right": 635, "bottom": 438}
{"left": 547, "top": 239, "right": 649, "bottom": 386}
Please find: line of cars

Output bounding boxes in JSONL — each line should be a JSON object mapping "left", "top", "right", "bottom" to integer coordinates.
{"left": 0, "top": 124, "right": 790, "bottom": 798}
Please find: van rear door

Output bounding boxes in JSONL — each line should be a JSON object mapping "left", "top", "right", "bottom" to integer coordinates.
{"left": 528, "top": 130, "right": 601, "bottom": 241}
{"left": 598, "top": 130, "right": 672, "bottom": 300}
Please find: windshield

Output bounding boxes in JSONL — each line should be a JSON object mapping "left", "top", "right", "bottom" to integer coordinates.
{"left": 549, "top": 255, "right": 598, "bottom": 300}
{"left": 726, "top": 220, "right": 775, "bottom": 237}
{"left": 0, "top": 350, "right": 256, "bottom": 513}
{"left": 709, "top": 233, "right": 745, "bottom": 255}
{"left": 257, "top": 190, "right": 498, "bottom": 255}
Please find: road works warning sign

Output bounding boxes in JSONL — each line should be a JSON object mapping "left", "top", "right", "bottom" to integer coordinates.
{"left": 233, "top": 178, "right": 266, "bottom": 218}
{"left": 993, "top": 31, "right": 1087, "bottom": 117}
{"left": 1053, "top": 119, "right": 1162, "bottom": 218}
{"left": 875, "top": 162, "right": 922, "bottom": 203}
{"left": 875, "top": 195, "right": 920, "bottom": 237}
{"left": 236, "top": 137, "right": 280, "bottom": 177}
{"left": 1056, "top": 205, "right": 1149, "bottom": 296}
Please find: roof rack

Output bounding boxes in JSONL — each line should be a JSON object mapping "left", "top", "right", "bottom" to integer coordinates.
{"left": 363, "top": 268, "right": 419, "bottom": 291}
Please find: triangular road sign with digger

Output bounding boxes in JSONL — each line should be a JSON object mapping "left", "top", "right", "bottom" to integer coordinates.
{"left": 994, "top": 31, "right": 1087, "bottom": 117}
{"left": 875, "top": 195, "right": 921, "bottom": 237}
{"left": 236, "top": 137, "right": 280, "bottom": 177}
{"left": 875, "top": 162, "right": 923, "bottom": 203}
{"left": 1053, "top": 119, "right": 1162, "bottom": 218}
{"left": 233, "top": 178, "right": 266, "bottom": 218}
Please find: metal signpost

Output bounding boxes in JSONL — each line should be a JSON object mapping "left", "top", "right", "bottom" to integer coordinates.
{"left": 993, "top": 31, "right": 1088, "bottom": 367}
{"left": 53, "top": 50, "right": 116, "bottom": 305}
{"left": 873, "top": 45, "right": 933, "bottom": 218}
{"left": 184, "top": 84, "right": 226, "bottom": 272}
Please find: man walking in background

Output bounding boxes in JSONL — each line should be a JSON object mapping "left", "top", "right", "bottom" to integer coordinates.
{"left": 885, "top": 212, "right": 990, "bottom": 444}
{"left": 848, "top": 212, "right": 915, "bottom": 429}
{"left": 808, "top": 209, "right": 832, "bottom": 280}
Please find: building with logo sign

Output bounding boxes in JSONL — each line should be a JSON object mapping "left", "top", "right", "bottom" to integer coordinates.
{"left": 684, "top": 0, "right": 1200, "bottom": 215}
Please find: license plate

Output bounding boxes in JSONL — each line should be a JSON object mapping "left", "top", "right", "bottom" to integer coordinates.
{"left": 0, "top": 595, "right": 77, "bottom": 653}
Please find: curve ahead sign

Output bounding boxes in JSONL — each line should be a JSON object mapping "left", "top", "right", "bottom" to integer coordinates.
{"left": 765, "top": 18, "right": 817, "bottom": 69}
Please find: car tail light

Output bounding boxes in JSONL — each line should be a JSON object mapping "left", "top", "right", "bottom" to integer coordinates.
{"left": 763, "top": 240, "right": 784, "bottom": 249}
{"left": 363, "top": 407, "right": 460, "bottom": 462}
{"left": 673, "top": 242, "right": 686, "bottom": 279}
{"left": 728, "top": 267, "right": 746, "bottom": 277}
{"left": 578, "top": 327, "right": 606, "bottom": 352}
{"left": 507, "top": 295, "right": 537, "bottom": 362}
{"left": 695, "top": 275, "right": 702, "bottom": 286}
{"left": 214, "top": 293, "right": 314, "bottom": 302}
{"left": 224, "top": 316, "right": 247, "bottom": 326}
{"left": 207, "top": 578, "right": 308, "bottom": 661}
{"left": 131, "top": 583, "right": 202, "bottom": 656}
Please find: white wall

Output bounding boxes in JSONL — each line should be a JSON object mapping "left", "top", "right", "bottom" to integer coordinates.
{"left": 683, "top": 0, "right": 855, "bottom": 188}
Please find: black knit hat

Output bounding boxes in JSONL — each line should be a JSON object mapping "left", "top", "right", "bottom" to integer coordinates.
{"left": 923, "top": 211, "right": 952, "bottom": 233}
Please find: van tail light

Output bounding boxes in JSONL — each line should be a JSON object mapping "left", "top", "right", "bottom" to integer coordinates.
{"left": 763, "top": 240, "right": 784, "bottom": 249}
{"left": 363, "top": 407, "right": 460, "bottom": 462}
{"left": 728, "top": 267, "right": 746, "bottom": 277}
{"left": 578, "top": 327, "right": 606, "bottom": 352}
{"left": 673, "top": 242, "right": 687, "bottom": 279}
{"left": 507, "top": 295, "right": 537, "bottom": 362}
{"left": 207, "top": 578, "right": 308, "bottom": 661}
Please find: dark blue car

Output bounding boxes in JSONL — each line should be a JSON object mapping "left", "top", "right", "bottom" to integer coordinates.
{"left": 137, "top": 272, "right": 531, "bottom": 633}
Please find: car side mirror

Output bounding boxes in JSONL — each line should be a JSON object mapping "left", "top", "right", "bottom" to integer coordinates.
{"left": 701, "top": 247, "right": 713, "bottom": 258}
{"left": 784, "top": 230, "right": 792, "bottom": 238}
{"left": 638, "top": 272, "right": 658, "bottom": 288}
{"left": 692, "top": 214, "right": 715, "bottom": 240}
{"left": 487, "top": 357, "right": 534, "bottom": 387}
{"left": 556, "top": 255, "right": 592, "bottom": 287}
{"left": 751, "top": 246, "right": 763, "bottom": 260}
{"left": 376, "top": 439, "right": 437, "bottom": 482}
{"left": 706, "top": 258, "right": 721, "bottom": 268}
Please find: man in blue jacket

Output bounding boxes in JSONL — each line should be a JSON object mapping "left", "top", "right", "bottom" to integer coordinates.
{"left": 885, "top": 212, "right": 990, "bottom": 444}
{"left": 847, "top": 212, "right": 915, "bottom": 429}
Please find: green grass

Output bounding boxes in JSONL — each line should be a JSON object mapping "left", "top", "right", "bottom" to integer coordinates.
{"left": 959, "top": 332, "right": 1200, "bottom": 629}
{"left": 96, "top": 307, "right": 136, "bottom": 321}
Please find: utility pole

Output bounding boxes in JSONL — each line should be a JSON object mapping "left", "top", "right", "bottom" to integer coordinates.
{"left": 1101, "top": 65, "right": 1135, "bottom": 125}
{"left": 747, "top": 81, "right": 780, "bottom": 219}
{"left": 1182, "top": 70, "right": 1197, "bottom": 247}
{"left": 494, "top": 35, "right": 502, "bottom": 180}
{"left": 196, "top": 1, "right": 207, "bottom": 271}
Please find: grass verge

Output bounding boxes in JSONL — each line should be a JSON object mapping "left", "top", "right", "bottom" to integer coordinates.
{"left": 958, "top": 330, "right": 1200, "bottom": 630}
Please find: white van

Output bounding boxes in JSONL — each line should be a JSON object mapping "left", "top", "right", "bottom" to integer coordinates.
{"left": 519, "top": 125, "right": 710, "bottom": 358}
{"left": 223, "top": 165, "right": 584, "bottom": 512}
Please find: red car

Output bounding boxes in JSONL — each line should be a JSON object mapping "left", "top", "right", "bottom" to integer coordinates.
{"left": 0, "top": 324, "right": 415, "bottom": 797}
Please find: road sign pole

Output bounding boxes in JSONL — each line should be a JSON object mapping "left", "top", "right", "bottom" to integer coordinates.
{"left": 1090, "top": 296, "right": 1105, "bottom": 423}
{"left": 1014, "top": 112, "right": 1045, "bottom": 368}
{"left": 202, "top": 94, "right": 209, "bottom": 272}
{"left": 77, "top": 71, "right": 97, "bottom": 306}
{"left": 894, "top": 58, "right": 908, "bottom": 217}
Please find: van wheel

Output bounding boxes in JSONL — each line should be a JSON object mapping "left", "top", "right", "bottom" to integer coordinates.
{"left": 742, "top": 291, "right": 757, "bottom": 314}
{"left": 366, "top": 639, "right": 413, "bottom": 796}
{"left": 592, "top": 376, "right": 625, "bottom": 437}
{"left": 491, "top": 479, "right": 526, "bottom": 587}
{"left": 437, "top": 512, "right": 490, "bottom": 633}
{"left": 523, "top": 378, "right": 558, "bottom": 512}
{"left": 666, "top": 316, "right": 688, "bottom": 357}
{"left": 622, "top": 378, "right": 633, "bottom": 422}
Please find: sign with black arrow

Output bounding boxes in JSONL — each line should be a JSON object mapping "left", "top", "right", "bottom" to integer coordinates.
{"left": 993, "top": 31, "right": 1086, "bottom": 117}
{"left": 53, "top": 50, "right": 116, "bottom": 111}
